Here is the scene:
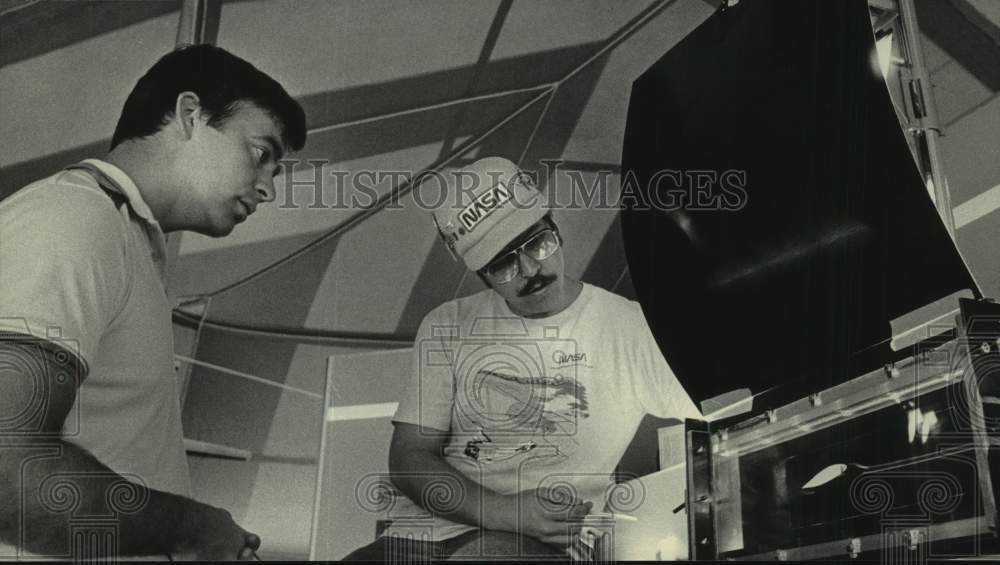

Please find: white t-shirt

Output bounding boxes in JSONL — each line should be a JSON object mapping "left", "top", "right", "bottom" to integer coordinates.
{"left": 388, "top": 283, "right": 700, "bottom": 540}
{"left": 0, "top": 160, "right": 190, "bottom": 558}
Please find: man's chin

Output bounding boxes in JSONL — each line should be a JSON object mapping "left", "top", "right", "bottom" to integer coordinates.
{"left": 191, "top": 221, "right": 236, "bottom": 238}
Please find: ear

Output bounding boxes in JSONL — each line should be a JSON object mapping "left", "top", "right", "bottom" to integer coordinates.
{"left": 173, "top": 91, "right": 202, "bottom": 139}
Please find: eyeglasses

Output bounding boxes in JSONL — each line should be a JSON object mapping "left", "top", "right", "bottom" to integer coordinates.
{"left": 482, "top": 229, "right": 560, "bottom": 284}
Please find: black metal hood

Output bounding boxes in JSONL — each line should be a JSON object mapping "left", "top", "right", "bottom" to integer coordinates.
{"left": 621, "top": 0, "right": 980, "bottom": 412}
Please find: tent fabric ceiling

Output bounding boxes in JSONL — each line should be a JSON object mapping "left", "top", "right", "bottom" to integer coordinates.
{"left": 169, "top": 0, "right": 707, "bottom": 341}
{"left": 0, "top": 0, "right": 181, "bottom": 67}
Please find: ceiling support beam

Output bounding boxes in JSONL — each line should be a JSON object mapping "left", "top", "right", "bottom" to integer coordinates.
{"left": 170, "top": 0, "right": 222, "bottom": 409}
{"left": 899, "top": 0, "right": 957, "bottom": 237}
{"left": 175, "top": 0, "right": 220, "bottom": 46}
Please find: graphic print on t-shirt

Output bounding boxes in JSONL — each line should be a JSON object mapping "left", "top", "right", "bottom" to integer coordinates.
{"left": 455, "top": 349, "right": 590, "bottom": 466}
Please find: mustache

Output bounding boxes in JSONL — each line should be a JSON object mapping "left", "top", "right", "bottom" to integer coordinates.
{"left": 518, "top": 274, "right": 557, "bottom": 297}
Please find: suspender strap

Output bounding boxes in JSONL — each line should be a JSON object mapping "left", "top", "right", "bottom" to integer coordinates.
{"left": 64, "top": 162, "right": 129, "bottom": 211}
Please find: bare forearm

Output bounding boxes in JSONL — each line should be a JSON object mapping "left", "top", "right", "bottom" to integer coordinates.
{"left": 0, "top": 439, "right": 211, "bottom": 557}
{"left": 388, "top": 448, "right": 517, "bottom": 531}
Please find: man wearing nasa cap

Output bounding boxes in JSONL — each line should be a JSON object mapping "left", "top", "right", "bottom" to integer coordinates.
{"left": 343, "top": 157, "right": 700, "bottom": 561}
{"left": 434, "top": 156, "right": 579, "bottom": 315}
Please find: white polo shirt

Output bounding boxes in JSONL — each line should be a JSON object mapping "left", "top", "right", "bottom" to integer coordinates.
{"left": 0, "top": 159, "right": 190, "bottom": 553}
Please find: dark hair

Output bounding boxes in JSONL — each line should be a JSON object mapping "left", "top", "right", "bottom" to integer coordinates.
{"left": 111, "top": 44, "right": 306, "bottom": 151}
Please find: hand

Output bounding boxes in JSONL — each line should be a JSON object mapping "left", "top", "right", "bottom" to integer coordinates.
{"left": 171, "top": 504, "right": 261, "bottom": 561}
{"left": 502, "top": 488, "right": 593, "bottom": 548}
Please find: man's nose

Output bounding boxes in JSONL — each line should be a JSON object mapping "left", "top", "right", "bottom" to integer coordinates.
{"left": 518, "top": 252, "right": 541, "bottom": 278}
{"left": 255, "top": 177, "right": 276, "bottom": 203}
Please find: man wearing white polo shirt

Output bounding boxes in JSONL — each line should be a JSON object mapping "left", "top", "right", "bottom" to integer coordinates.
{"left": 343, "top": 157, "right": 701, "bottom": 561}
{"left": 0, "top": 44, "right": 305, "bottom": 560}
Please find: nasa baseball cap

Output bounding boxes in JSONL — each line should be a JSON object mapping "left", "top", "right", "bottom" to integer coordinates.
{"left": 432, "top": 156, "right": 549, "bottom": 271}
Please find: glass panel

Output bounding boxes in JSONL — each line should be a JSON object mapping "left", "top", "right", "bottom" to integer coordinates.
{"left": 728, "top": 384, "right": 981, "bottom": 556}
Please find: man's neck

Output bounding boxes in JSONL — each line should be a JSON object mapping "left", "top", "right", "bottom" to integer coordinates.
{"left": 104, "top": 143, "right": 178, "bottom": 231}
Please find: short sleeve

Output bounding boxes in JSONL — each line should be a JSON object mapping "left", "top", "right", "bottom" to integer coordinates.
{"left": 0, "top": 182, "right": 129, "bottom": 376}
{"left": 392, "top": 305, "right": 457, "bottom": 432}
{"left": 629, "top": 303, "right": 702, "bottom": 420}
